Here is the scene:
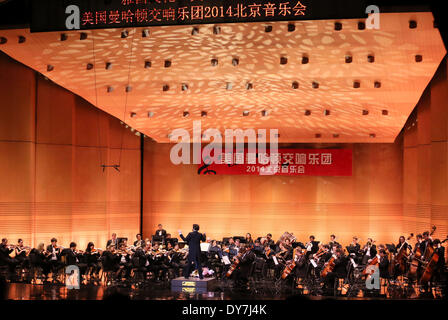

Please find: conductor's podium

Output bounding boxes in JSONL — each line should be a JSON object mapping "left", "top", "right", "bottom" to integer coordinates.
{"left": 171, "top": 277, "right": 217, "bottom": 293}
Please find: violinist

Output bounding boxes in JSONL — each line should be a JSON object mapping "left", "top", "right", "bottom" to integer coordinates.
{"left": 149, "top": 242, "right": 169, "bottom": 281}
{"left": 46, "top": 238, "right": 63, "bottom": 278}
{"left": 15, "top": 239, "right": 30, "bottom": 269}
{"left": 134, "top": 234, "right": 144, "bottom": 248}
{"left": 0, "top": 238, "right": 18, "bottom": 278}
{"left": 84, "top": 242, "right": 101, "bottom": 281}
{"left": 106, "top": 233, "right": 118, "bottom": 249}
{"left": 28, "top": 243, "right": 51, "bottom": 281}
{"left": 305, "top": 235, "right": 319, "bottom": 258}
{"left": 116, "top": 243, "right": 132, "bottom": 280}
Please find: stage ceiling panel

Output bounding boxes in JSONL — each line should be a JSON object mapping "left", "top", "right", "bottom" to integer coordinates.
{"left": 0, "top": 12, "right": 446, "bottom": 143}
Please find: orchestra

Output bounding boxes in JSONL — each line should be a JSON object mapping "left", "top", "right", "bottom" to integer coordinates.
{"left": 0, "top": 226, "right": 446, "bottom": 298}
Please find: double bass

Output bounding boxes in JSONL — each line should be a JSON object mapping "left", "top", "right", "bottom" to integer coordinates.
{"left": 395, "top": 233, "right": 413, "bottom": 275}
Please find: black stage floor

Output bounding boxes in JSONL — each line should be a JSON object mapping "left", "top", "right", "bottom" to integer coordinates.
{"left": 2, "top": 282, "right": 444, "bottom": 301}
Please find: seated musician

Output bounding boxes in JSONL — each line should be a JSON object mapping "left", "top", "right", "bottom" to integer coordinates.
{"left": 245, "top": 233, "right": 254, "bottom": 245}
{"left": 101, "top": 245, "right": 120, "bottom": 277}
{"left": 234, "top": 238, "right": 241, "bottom": 254}
{"left": 15, "top": 239, "right": 30, "bottom": 270}
{"left": 62, "top": 243, "right": 87, "bottom": 275}
{"left": 378, "top": 249, "right": 390, "bottom": 279}
{"left": 0, "top": 238, "right": 18, "bottom": 279}
{"left": 433, "top": 239, "right": 446, "bottom": 281}
{"left": 149, "top": 242, "right": 168, "bottom": 281}
{"left": 168, "top": 243, "right": 187, "bottom": 278}
{"left": 207, "top": 240, "right": 223, "bottom": 276}
{"left": 28, "top": 243, "right": 51, "bottom": 281}
{"left": 361, "top": 238, "right": 377, "bottom": 265}
{"left": 46, "top": 238, "right": 63, "bottom": 280}
{"left": 329, "top": 234, "right": 340, "bottom": 250}
{"left": 294, "top": 249, "right": 308, "bottom": 280}
{"left": 106, "top": 233, "right": 118, "bottom": 249}
{"left": 154, "top": 224, "right": 167, "bottom": 244}
{"left": 228, "top": 238, "right": 238, "bottom": 259}
{"left": 252, "top": 239, "right": 264, "bottom": 256}
{"left": 315, "top": 244, "right": 332, "bottom": 274}
{"left": 115, "top": 243, "right": 132, "bottom": 280}
{"left": 265, "top": 234, "right": 275, "bottom": 247}
{"left": 134, "top": 234, "right": 144, "bottom": 248}
{"left": 84, "top": 242, "right": 101, "bottom": 281}
{"left": 322, "top": 248, "right": 348, "bottom": 295}
{"left": 231, "top": 244, "right": 256, "bottom": 290}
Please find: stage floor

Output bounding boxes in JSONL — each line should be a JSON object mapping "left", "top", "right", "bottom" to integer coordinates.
{"left": 2, "top": 282, "right": 443, "bottom": 301}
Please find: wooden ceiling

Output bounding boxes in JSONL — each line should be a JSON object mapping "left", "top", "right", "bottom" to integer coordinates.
{"left": 0, "top": 12, "right": 446, "bottom": 143}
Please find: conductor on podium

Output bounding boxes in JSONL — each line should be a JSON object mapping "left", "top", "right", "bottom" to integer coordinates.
{"left": 178, "top": 224, "right": 206, "bottom": 279}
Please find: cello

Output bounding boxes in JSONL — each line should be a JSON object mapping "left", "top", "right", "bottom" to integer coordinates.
{"left": 419, "top": 237, "right": 448, "bottom": 284}
{"left": 321, "top": 256, "right": 335, "bottom": 278}
{"left": 395, "top": 233, "right": 413, "bottom": 275}
{"left": 362, "top": 255, "right": 379, "bottom": 276}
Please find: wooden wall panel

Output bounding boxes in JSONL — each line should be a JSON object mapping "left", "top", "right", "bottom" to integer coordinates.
{"left": 0, "top": 52, "right": 140, "bottom": 250}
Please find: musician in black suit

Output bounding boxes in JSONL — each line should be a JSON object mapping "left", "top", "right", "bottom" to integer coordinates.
{"left": 329, "top": 234, "right": 340, "bottom": 249}
{"left": 106, "top": 233, "right": 118, "bottom": 249}
{"left": 178, "top": 224, "right": 206, "bottom": 279}
{"left": 0, "top": 238, "right": 18, "bottom": 277}
{"left": 155, "top": 224, "right": 167, "bottom": 238}
{"left": 305, "top": 235, "right": 319, "bottom": 258}
{"left": 323, "top": 248, "right": 348, "bottom": 295}
{"left": 233, "top": 245, "right": 255, "bottom": 290}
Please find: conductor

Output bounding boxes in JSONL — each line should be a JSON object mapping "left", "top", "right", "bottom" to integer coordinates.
{"left": 178, "top": 224, "right": 206, "bottom": 279}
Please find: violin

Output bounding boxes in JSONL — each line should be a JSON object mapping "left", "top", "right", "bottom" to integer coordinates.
{"left": 362, "top": 255, "right": 379, "bottom": 275}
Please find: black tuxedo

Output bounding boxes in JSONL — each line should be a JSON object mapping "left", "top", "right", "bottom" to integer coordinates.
{"left": 155, "top": 229, "right": 167, "bottom": 237}
{"left": 180, "top": 230, "right": 206, "bottom": 278}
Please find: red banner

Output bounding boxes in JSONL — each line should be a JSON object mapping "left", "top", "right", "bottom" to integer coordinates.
{"left": 198, "top": 148, "right": 352, "bottom": 176}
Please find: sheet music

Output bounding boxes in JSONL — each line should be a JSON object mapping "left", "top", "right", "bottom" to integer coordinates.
{"left": 273, "top": 256, "right": 279, "bottom": 265}
{"left": 222, "top": 256, "right": 231, "bottom": 265}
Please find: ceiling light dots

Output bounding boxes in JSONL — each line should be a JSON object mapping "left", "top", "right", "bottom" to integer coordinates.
{"left": 333, "top": 134, "right": 340, "bottom": 138}
{"left": 292, "top": 81, "right": 299, "bottom": 89}
{"left": 334, "top": 22, "right": 343, "bottom": 31}
{"left": 369, "top": 133, "right": 376, "bottom": 138}
{"left": 362, "top": 110, "right": 369, "bottom": 115}
{"left": 315, "top": 133, "right": 322, "bottom": 138}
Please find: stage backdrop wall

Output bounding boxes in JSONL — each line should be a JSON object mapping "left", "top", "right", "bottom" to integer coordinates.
{"left": 142, "top": 140, "right": 404, "bottom": 245}
{"left": 0, "top": 52, "right": 140, "bottom": 250}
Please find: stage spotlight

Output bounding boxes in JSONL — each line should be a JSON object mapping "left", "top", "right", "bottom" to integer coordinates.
{"left": 148, "top": 111, "right": 154, "bottom": 118}
{"left": 106, "top": 62, "right": 112, "bottom": 70}
{"left": 232, "top": 58, "right": 239, "bottom": 66}
{"left": 246, "top": 82, "right": 253, "bottom": 90}
{"left": 107, "top": 86, "right": 114, "bottom": 93}
{"left": 334, "top": 22, "right": 342, "bottom": 31}
{"left": 315, "top": 133, "right": 322, "bottom": 138}
{"left": 226, "top": 82, "right": 233, "bottom": 90}
{"left": 211, "top": 58, "right": 218, "bottom": 66}
{"left": 86, "top": 63, "right": 94, "bottom": 70}
{"left": 265, "top": 25, "right": 273, "bottom": 32}
{"left": 345, "top": 55, "right": 353, "bottom": 63}
{"left": 192, "top": 27, "right": 199, "bottom": 35}
{"left": 288, "top": 23, "right": 295, "bottom": 32}
{"left": 353, "top": 81, "right": 361, "bottom": 88}
{"left": 243, "top": 110, "right": 250, "bottom": 116}
{"left": 144, "top": 61, "right": 151, "bottom": 68}
{"left": 80, "top": 32, "right": 88, "bottom": 40}
{"left": 382, "top": 110, "right": 389, "bottom": 115}
{"left": 130, "top": 112, "right": 137, "bottom": 118}
{"left": 312, "top": 82, "right": 319, "bottom": 89}
{"left": 47, "top": 65, "right": 54, "bottom": 72}
{"left": 60, "top": 34, "right": 68, "bottom": 41}
{"left": 280, "top": 56, "right": 288, "bottom": 65}
{"left": 261, "top": 110, "right": 268, "bottom": 117}
{"left": 213, "top": 26, "right": 221, "bottom": 34}
{"left": 367, "top": 55, "right": 375, "bottom": 63}
{"left": 358, "top": 21, "right": 366, "bottom": 30}
{"left": 374, "top": 81, "right": 381, "bottom": 88}
{"left": 18, "top": 36, "right": 26, "bottom": 44}
{"left": 362, "top": 110, "right": 369, "bottom": 115}
{"left": 415, "top": 55, "right": 423, "bottom": 62}
{"left": 182, "top": 83, "right": 189, "bottom": 91}
{"left": 324, "top": 110, "right": 331, "bottom": 116}
{"left": 164, "top": 60, "right": 171, "bottom": 68}
{"left": 163, "top": 84, "right": 170, "bottom": 91}
{"left": 302, "top": 56, "right": 309, "bottom": 64}
{"left": 142, "top": 29, "right": 150, "bottom": 37}
{"left": 201, "top": 111, "right": 207, "bottom": 117}
{"left": 121, "top": 30, "right": 129, "bottom": 38}
{"left": 369, "top": 133, "right": 376, "bottom": 138}
{"left": 183, "top": 111, "right": 190, "bottom": 117}
{"left": 409, "top": 20, "right": 417, "bottom": 29}
{"left": 305, "top": 110, "right": 311, "bottom": 116}
{"left": 126, "top": 86, "right": 132, "bottom": 92}
{"left": 292, "top": 81, "right": 299, "bottom": 89}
